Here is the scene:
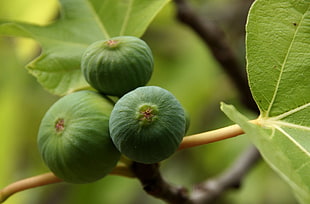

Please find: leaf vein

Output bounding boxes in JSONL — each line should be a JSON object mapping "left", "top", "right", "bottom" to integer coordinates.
{"left": 275, "top": 125, "right": 310, "bottom": 157}
{"left": 264, "top": 156, "right": 308, "bottom": 199}
{"left": 265, "top": 6, "right": 309, "bottom": 116}
{"left": 270, "top": 102, "right": 310, "bottom": 120}
{"left": 120, "top": 0, "right": 134, "bottom": 36}
{"left": 296, "top": 160, "right": 310, "bottom": 174}
{"left": 271, "top": 121, "right": 310, "bottom": 131}
{"left": 85, "top": 0, "right": 110, "bottom": 39}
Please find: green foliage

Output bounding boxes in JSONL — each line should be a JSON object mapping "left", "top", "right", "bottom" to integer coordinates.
{"left": 246, "top": 0, "right": 310, "bottom": 117}
{"left": 222, "top": 0, "right": 310, "bottom": 203}
{"left": 0, "top": 0, "right": 309, "bottom": 203}
{"left": 0, "top": 0, "right": 170, "bottom": 96}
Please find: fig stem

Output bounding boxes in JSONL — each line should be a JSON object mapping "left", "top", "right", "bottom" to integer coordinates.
{"left": 0, "top": 172, "right": 62, "bottom": 203}
{"left": 179, "top": 120, "right": 259, "bottom": 150}
{"left": 110, "top": 164, "right": 135, "bottom": 178}
{"left": 110, "top": 156, "right": 135, "bottom": 178}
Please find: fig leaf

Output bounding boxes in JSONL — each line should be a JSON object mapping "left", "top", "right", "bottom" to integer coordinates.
{"left": 222, "top": 0, "right": 310, "bottom": 203}
{"left": 0, "top": 0, "right": 170, "bottom": 95}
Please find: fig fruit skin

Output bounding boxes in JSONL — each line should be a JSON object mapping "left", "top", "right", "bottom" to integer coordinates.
{"left": 109, "top": 86, "right": 186, "bottom": 164}
{"left": 38, "top": 90, "right": 120, "bottom": 184}
{"left": 81, "top": 36, "right": 154, "bottom": 97}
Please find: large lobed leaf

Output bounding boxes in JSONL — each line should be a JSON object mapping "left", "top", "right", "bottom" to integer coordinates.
{"left": 222, "top": 0, "right": 310, "bottom": 203}
{"left": 0, "top": 0, "right": 170, "bottom": 95}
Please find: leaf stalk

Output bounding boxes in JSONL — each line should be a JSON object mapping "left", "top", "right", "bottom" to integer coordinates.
{"left": 179, "top": 120, "right": 259, "bottom": 150}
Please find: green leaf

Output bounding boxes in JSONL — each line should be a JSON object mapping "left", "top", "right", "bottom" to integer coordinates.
{"left": 0, "top": 0, "right": 170, "bottom": 95}
{"left": 221, "top": 103, "right": 310, "bottom": 204}
{"left": 223, "top": 0, "right": 310, "bottom": 203}
{"left": 246, "top": 0, "right": 310, "bottom": 117}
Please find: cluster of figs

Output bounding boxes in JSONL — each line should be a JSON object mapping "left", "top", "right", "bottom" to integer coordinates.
{"left": 38, "top": 36, "right": 187, "bottom": 184}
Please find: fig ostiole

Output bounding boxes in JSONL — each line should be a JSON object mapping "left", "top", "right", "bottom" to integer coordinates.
{"left": 109, "top": 86, "right": 186, "bottom": 164}
{"left": 37, "top": 90, "right": 121, "bottom": 184}
{"left": 81, "top": 36, "right": 154, "bottom": 97}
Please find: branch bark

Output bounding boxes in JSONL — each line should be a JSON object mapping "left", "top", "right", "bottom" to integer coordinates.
{"left": 174, "top": 0, "right": 257, "bottom": 111}
{"left": 189, "top": 145, "right": 261, "bottom": 203}
{"left": 132, "top": 146, "right": 261, "bottom": 204}
{"left": 131, "top": 162, "right": 190, "bottom": 204}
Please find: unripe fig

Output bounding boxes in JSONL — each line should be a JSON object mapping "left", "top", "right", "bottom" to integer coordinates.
{"left": 109, "top": 86, "right": 186, "bottom": 164}
{"left": 81, "top": 36, "right": 154, "bottom": 97}
{"left": 37, "top": 91, "right": 120, "bottom": 184}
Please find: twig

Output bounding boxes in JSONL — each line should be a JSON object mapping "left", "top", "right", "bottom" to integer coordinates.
{"left": 132, "top": 146, "right": 260, "bottom": 204}
{"left": 0, "top": 172, "right": 62, "bottom": 203}
{"left": 189, "top": 145, "right": 261, "bottom": 203}
{"left": 131, "top": 162, "right": 190, "bottom": 204}
{"left": 174, "top": 0, "right": 257, "bottom": 111}
{"left": 0, "top": 161, "right": 138, "bottom": 203}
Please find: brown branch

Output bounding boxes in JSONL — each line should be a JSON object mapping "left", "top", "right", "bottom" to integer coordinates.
{"left": 132, "top": 146, "right": 260, "bottom": 204}
{"left": 189, "top": 145, "right": 261, "bottom": 203}
{"left": 174, "top": 0, "right": 257, "bottom": 112}
{"left": 131, "top": 162, "right": 190, "bottom": 204}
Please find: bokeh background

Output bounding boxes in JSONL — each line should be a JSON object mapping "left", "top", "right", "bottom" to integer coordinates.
{"left": 0, "top": 0, "right": 297, "bottom": 203}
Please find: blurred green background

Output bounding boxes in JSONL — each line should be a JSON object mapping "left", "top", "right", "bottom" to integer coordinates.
{"left": 0, "top": 0, "right": 298, "bottom": 203}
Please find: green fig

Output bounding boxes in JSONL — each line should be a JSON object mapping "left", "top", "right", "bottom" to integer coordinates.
{"left": 81, "top": 36, "right": 154, "bottom": 97}
{"left": 37, "top": 90, "right": 120, "bottom": 183}
{"left": 109, "top": 86, "right": 186, "bottom": 164}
